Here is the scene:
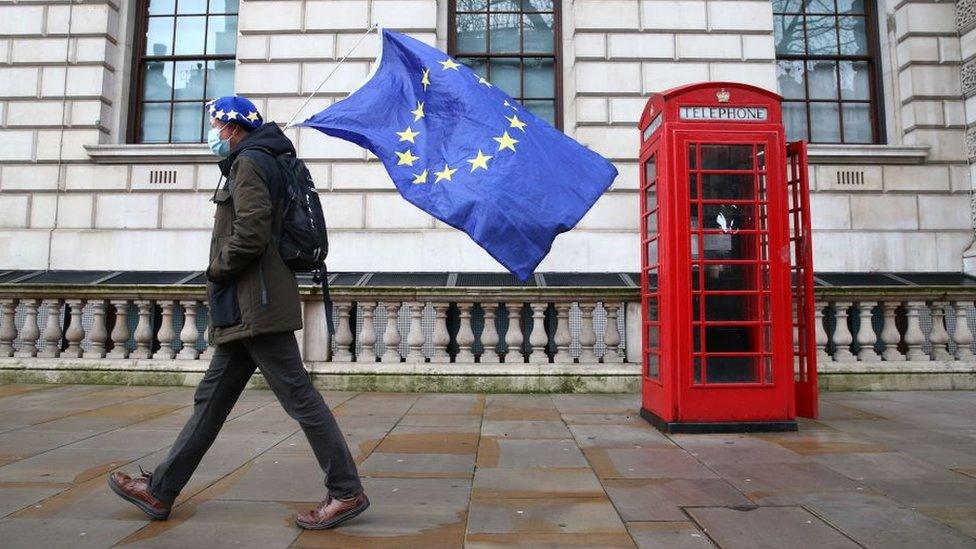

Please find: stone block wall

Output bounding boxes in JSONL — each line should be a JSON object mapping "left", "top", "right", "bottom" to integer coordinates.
{"left": 0, "top": 0, "right": 973, "bottom": 274}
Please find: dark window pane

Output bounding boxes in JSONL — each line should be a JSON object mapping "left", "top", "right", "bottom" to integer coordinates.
{"left": 523, "top": 99, "right": 554, "bottom": 125}
{"left": 647, "top": 351, "right": 660, "bottom": 378}
{"left": 807, "top": 60, "right": 837, "bottom": 99}
{"left": 460, "top": 57, "right": 487, "bottom": 77}
{"left": 178, "top": 0, "right": 207, "bottom": 14}
{"left": 146, "top": 16, "right": 174, "bottom": 56}
{"left": 143, "top": 60, "right": 174, "bottom": 100}
{"left": 806, "top": 15, "right": 839, "bottom": 54}
{"left": 174, "top": 16, "right": 206, "bottom": 55}
{"left": 773, "top": 0, "right": 802, "bottom": 12}
{"left": 700, "top": 144, "right": 753, "bottom": 170}
{"left": 456, "top": 14, "right": 487, "bottom": 53}
{"left": 810, "top": 102, "right": 841, "bottom": 141}
{"left": 522, "top": 0, "right": 554, "bottom": 11}
{"left": 174, "top": 60, "right": 206, "bottom": 99}
{"left": 703, "top": 204, "right": 756, "bottom": 231}
{"left": 206, "top": 59, "right": 235, "bottom": 98}
{"left": 490, "top": 13, "right": 520, "bottom": 53}
{"left": 704, "top": 264, "right": 758, "bottom": 291}
{"left": 523, "top": 13, "right": 553, "bottom": 53}
{"left": 172, "top": 102, "right": 204, "bottom": 142}
{"left": 140, "top": 103, "right": 171, "bottom": 142}
{"left": 207, "top": 15, "right": 238, "bottom": 55}
{"left": 209, "top": 0, "right": 239, "bottom": 13}
{"left": 804, "top": 0, "right": 835, "bottom": 13}
{"left": 838, "top": 15, "right": 868, "bottom": 55}
{"left": 705, "top": 355, "right": 758, "bottom": 383}
{"left": 491, "top": 57, "right": 521, "bottom": 96}
{"left": 148, "top": 0, "right": 176, "bottom": 15}
{"left": 842, "top": 103, "right": 872, "bottom": 143}
{"left": 702, "top": 174, "right": 756, "bottom": 200}
{"left": 783, "top": 102, "right": 809, "bottom": 141}
{"left": 523, "top": 57, "right": 553, "bottom": 97}
{"left": 777, "top": 60, "right": 805, "bottom": 99}
{"left": 705, "top": 295, "right": 759, "bottom": 321}
{"left": 839, "top": 60, "right": 870, "bottom": 100}
{"left": 837, "top": 0, "right": 864, "bottom": 13}
{"left": 646, "top": 239, "right": 658, "bottom": 265}
{"left": 645, "top": 156, "right": 656, "bottom": 182}
{"left": 490, "top": 0, "right": 520, "bottom": 9}
{"left": 774, "top": 14, "right": 805, "bottom": 54}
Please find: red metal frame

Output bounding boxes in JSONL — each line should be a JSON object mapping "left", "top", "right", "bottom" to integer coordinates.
{"left": 638, "top": 82, "right": 818, "bottom": 431}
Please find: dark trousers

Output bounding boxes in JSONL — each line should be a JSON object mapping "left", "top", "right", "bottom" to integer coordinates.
{"left": 149, "top": 331, "right": 362, "bottom": 503}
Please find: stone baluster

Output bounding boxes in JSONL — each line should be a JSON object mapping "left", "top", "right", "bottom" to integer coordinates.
{"left": 603, "top": 302, "right": 623, "bottom": 363}
{"left": 381, "top": 302, "right": 402, "bottom": 362}
{"left": 830, "top": 301, "right": 855, "bottom": 362}
{"left": 106, "top": 300, "right": 129, "bottom": 359}
{"left": 552, "top": 302, "right": 573, "bottom": 363}
{"left": 63, "top": 299, "right": 86, "bottom": 358}
{"left": 37, "top": 299, "right": 63, "bottom": 358}
{"left": 814, "top": 301, "right": 830, "bottom": 363}
{"left": 333, "top": 301, "right": 355, "bottom": 362}
{"left": 527, "top": 303, "right": 549, "bottom": 363}
{"left": 83, "top": 300, "right": 108, "bottom": 359}
{"left": 578, "top": 302, "right": 598, "bottom": 363}
{"left": 201, "top": 313, "right": 214, "bottom": 359}
{"left": 479, "top": 303, "right": 500, "bottom": 363}
{"left": 504, "top": 302, "right": 524, "bottom": 363}
{"left": 455, "top": 302, "right": 475, "bottom": 362}
{"left": 131, "top": 300, "right": 154, "bottom": 359}
{"left": 356, "top": 302, "right": 377, "bottom": 363}
{"left": 880, "top": 301, "right": 905, "bottom": 361}
{"left": 0, "top": 299, "right": 17, "bottom": 357}
{"left": 152, "top": 301, "right": 177, "bottom": 360}
{"left": 13, "top": 299, "right": 40, "bottom": 358}
{"left": 405, "top": 302, "right": 426, "bottom": 362}
{"left": 430, "top": 303, "right": 451, "bottom": 363}
{"left": 178, "top": 301, "right": 201, "bottom": 359}
{"left": 952, "top": 301, "right": 974, "bottom": 361}
{"left": 903, "top": 301, "right": 929, "bottom": 361}
{"left": 854, "top": 301, "right": 879, "bottom": 361}
{"left": 928, "top": 301, "right": 952, "bottom": 361}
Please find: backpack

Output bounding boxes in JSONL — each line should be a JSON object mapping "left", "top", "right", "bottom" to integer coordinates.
{"left": 244, "top": 148, "right": 336, "bottom": 335}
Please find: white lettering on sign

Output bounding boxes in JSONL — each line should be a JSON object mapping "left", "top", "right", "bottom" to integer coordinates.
{"left": 679, "top": 106, "right": 768, "bottom": 122}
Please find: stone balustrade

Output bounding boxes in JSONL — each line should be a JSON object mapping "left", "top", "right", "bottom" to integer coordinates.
{"left": 0, "top": 284, "right": 637, "bottom": 371}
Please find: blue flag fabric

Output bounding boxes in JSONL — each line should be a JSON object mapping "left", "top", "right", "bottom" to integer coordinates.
{"left": 300, "top": 29, "right": 617, "bottom": 280}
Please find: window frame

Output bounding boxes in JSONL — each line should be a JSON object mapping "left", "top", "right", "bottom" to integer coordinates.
{"left": 774, "top": 0, "right": 886, "bottom": 144}
{"left": 127, "top": 0, "right": 239, "bottom": 144}
{"left": 447, "top": 0, "right": 563, "bottom": 130}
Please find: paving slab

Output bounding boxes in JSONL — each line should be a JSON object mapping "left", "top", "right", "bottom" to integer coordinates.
{"left": 359, "top": 452, "right": 476, "bottom": 478}
{"left": 627, "top": 521, "right": 715, "bottom": 549}
{"left": 585, "top": 448, "right": 719, "bottom": 480}
{"left": 472, "top": 468, "right": 604, "bottom": 499}
{"left": 569, "top": 423, "right": 674, "bottom": 449}
{"left": 481, "top": 420, "right": 572, "bottom": 439}
{"left": 685, "top": 506, "right": 860, "bottom": 549}
{"left": 809, "top": 502, "right": 976, "bottom": 548}
{"left": 477, "top": 438, "right": 589, "bottom": 468}
{"left": 466, "top": 496, "right": 629, "bottom": 536}
{"left": 708, "top": 461, "right": 866, "bottom": 500}
{"left": 917, "top": 505, "right": 976, "bottom": 539}
{"left": 602, "top": 478, "right": 752, "bottom": 521}
{"left": 0, "top": 482, "right": 70, "bottom": 518}
{"left": 671, "top": 434, "right": 808, "bottom": 464}
{"left": 0, "top": 517, "right": 147, "bottom": 549}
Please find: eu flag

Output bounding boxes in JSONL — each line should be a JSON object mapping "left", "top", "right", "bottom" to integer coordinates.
{"left": 300, "top": 29, "right": 617, "bottom": 280}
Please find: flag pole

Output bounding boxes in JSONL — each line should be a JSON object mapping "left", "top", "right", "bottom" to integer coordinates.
{"left": 284, "top": 22, "right": 380, "bottom": 129}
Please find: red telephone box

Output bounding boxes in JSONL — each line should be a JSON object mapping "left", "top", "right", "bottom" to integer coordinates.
{"left": 637, "top": 82, "right": 817, "bottom": 433}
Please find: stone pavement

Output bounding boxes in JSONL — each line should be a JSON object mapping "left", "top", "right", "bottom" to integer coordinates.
{"left": 0, "top": 385, "right": 973, "bottom": 548}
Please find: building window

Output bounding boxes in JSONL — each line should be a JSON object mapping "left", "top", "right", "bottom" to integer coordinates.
{"left": 774, "top": 0, "right": 881, "bottom": 144}
{"left": 449, "top": 0, "right": 561, "bottom": 128}
{"left": 130, "top": 0, "right": 239, "bottom": 143}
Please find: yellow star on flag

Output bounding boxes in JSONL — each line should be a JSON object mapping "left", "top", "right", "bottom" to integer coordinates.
{"left": 246, "top": 111, "right": 260, "bottom": 123}
{"left": 411, "top": 101, "right": 425, "bottom": 121}
{"left": 466, "top": 150, "right": 492, "bottom": 172}
{"left": 493, "top": 131, "right": 519, "bottom": 153}
{"left": 396, "top": 126, "right": 420, "bottom": 143}
{"left": 434, "top": 164, "right": 457, "bottom": 183}
{"left": 395, "top": 149, "right": 419, "bottom": 166}
{"left": 505, "top": 114, "right": 527, "bottom": 132}
{"left": 439, "top": 58, "right": 460, "bottom": 71}
{"left": 412, "top": 169, "right": 428, "bottom": 184}
{"left": 421, "top": 68, "right": 431, "bottom": 91}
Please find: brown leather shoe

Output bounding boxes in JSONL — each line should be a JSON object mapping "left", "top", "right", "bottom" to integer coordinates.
{"left": 108, "top": 467, "right": 172, "bottom": 520}
{"left": 295, "top": 492, "right": 370, "bottom": 530}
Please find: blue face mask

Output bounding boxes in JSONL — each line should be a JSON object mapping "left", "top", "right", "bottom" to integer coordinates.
{"left": 207, "top": 126, "right": 232, "bottom": 157}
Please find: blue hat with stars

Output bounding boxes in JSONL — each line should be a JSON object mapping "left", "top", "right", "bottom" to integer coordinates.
{"left": 206, "top": 95, "right": 263, "bottom": 130}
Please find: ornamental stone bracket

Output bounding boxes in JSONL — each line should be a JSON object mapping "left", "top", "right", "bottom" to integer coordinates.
{"left": 961, "top": 59, "right": 976, "bottom": 98}
{"left": 958, "top": 0, "right": 976, "bottom": 34}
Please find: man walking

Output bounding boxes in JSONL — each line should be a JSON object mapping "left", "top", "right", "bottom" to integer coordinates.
{"left": 108, "top": 96, "right": 368, "bottom": 530}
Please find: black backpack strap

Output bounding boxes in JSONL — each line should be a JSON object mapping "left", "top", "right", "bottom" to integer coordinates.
{"left": 315, "top": 267, "right": 336, "bottom": 337}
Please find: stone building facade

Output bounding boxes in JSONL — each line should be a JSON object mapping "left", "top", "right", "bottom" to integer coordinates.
{"left": 0, "top": 0, "right": 973, "bottom": 276}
